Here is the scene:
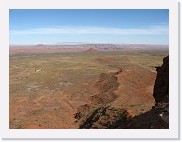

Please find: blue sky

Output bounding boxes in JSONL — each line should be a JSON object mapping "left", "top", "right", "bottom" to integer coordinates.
{"left": 9, "top": 9, "right": 169, "bottom": 45}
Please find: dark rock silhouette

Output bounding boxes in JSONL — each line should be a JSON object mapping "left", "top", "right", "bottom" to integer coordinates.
{"left": 153, "top": 56, "right": 169, "bottom": 104}
{"left": 120, "top": 103, "right": 169, "bottom": 129}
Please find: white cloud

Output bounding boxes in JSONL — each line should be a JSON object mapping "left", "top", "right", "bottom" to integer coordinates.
{"left": 10, "top": 25, "right": 168, "bottom": 36}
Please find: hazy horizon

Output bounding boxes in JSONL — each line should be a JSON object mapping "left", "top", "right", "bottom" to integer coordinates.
{"left": 9, "top": 42, "right": 169, "bottom": 46}
{"left": 10, "top": 9, "right": 169, "bottom": 45}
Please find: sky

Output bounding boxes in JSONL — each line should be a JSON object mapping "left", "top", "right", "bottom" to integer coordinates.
{"left": 9, "top": 9, "right": 169, "bottom": 45}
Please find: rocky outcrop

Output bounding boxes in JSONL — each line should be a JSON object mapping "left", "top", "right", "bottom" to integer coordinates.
{"left": 75, "top": 55, "right": 169, "bottom": 129}
{"left": 121, "top": 103, "right": 169, "bottom": 129}
{"left": 77, "top": 106, "right": 128, "bottom": 129}
{"left": 74, "top": 71, "right": 122, "bottom": 128}
{"left": 153, "top": 56, "right": 169, "bottom": 104}
{"left": 123, "top": 55, "right": 169, "bottom": 129}
{"left": 84, "top": 48, "right": 99, "bottom": 53}
{"left": 90, "top": 73, "right": 119, "bottom": 105}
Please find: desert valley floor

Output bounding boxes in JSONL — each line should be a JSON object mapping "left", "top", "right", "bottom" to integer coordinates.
{"left": 9, "top": 45, "right": 168, "bottom": 129}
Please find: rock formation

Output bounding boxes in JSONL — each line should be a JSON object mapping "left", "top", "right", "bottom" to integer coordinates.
{"left": 74, "top": 71, "right": 123, "bottom": 128}
{"left": 78, "top": 106, "right": 128, "bottom": 129}
{"left": 123, "top": 55, "right": 169, "bottom": 129}
{"left": 75, "top": 55, "right": 169, "bottom": 129}
{"left": 153, "top": 56, "right": 169, "bottom": 104}
{"left": 84, "top": 48, "right": 99, "bottom": 53}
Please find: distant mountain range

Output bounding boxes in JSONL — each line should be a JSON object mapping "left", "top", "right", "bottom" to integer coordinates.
{"left": 55, "top": 42, "right": 90, "bottom": 45}
{"left": 10, "top": 43, "right": 169, "bottom": 47}
{"left": 9, "top": 43, "right": 169, "bottom": 55}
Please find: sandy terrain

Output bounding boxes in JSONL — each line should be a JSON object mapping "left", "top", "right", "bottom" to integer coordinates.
{"left": 9, "top": 45, "right": 168, "bottom": 129}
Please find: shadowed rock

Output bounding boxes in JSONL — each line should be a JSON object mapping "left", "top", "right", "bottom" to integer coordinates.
{"left": 78, "top": 106, "right": 128, "bottom": 129}
{"left": 153, "top": 56, "right": 169, "bottom": 104}
{"left": 122, "top": 55, "right": 169, "bottom": 129}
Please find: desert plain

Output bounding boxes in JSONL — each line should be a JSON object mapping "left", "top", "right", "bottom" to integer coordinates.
{"left": 9, "top": 44, "right": 168, "bottom": 129}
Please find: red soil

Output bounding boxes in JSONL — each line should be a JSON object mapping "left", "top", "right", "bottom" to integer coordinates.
{"left": 9, "top": 46, "right": 86, "bottom": 55}
{"left": 112, "top": 67, "right": 156, "bottom": 116}
{"left": 9, "top": 50, "right": 158, "bottom": 129}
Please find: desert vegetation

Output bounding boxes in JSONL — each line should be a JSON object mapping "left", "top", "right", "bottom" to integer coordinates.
{"left": 9, "top": 44, "right": 168, "bottom": 129}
